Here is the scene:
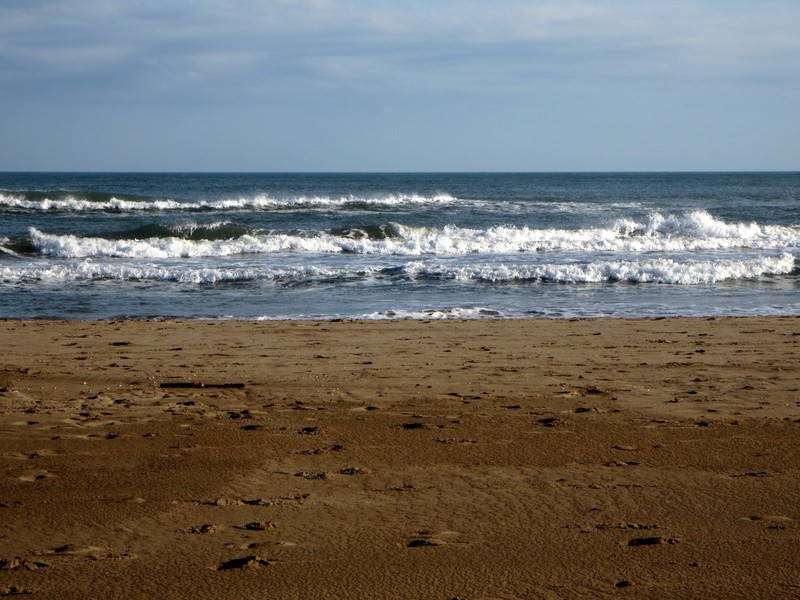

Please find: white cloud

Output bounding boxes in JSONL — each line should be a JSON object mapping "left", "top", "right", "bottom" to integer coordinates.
{"left": 1, "top": 0, "right": 799, "bottom": 102}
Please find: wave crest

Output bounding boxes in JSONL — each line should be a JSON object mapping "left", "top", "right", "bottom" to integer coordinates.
{"left": 402, "top": 254, "right": 796, "bottom": 284}
{"left": 0, "top": 192, "right": 459, "bottom": 213}
{"left": 1, "top": 254, "right": 793, "bottom": 286}
{"left": 26, "top": 211, "right": 799, "bottom": 259}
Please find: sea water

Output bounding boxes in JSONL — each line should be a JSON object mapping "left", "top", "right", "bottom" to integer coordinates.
{"left": 0, "top": 172, "right": 797, "bottom": 319}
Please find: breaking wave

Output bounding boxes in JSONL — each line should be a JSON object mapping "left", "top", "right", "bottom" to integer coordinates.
{"left": 25, "top": 211, "right": 800, "bottom": 258}
{"left": 0, "top": 191, "right": 459, "bottom": 213}
{"left": 401, "top": 254, "right": 796, "bottom": 284}
{"left": 1, "top": 254, "right": 793, "bottom": 286}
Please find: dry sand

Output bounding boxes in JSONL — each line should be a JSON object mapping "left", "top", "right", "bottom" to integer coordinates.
{"left": 0, "top": 317, "right": 799, "bottom": 599}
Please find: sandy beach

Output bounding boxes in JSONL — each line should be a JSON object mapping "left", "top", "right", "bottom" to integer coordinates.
{"left": 1, "top": 317, "right": 799, "bottom": 598}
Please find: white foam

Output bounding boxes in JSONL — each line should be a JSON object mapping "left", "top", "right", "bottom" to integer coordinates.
{"left": 224, "top": 193, "right": 459, "bottom": 210}
{"left": 0, "top": 192, "right": 459, "bottom": 212}
{"left": 28, "top": 228, "right": 345, "bottom": 259}
{"left": 402, "top": 253, "right": 796, "bottom": 284}
{"left": 170, "top": 220, "right": 235, "bottom": 234}
{"left": 0, "top": 193, "right": 186, "bottom": 212}
{"left": 384, "top": 210, "right": 800, "bottom": 254}
{"left": 1, "top": 253, "right": 793, "bottom": 286}
{"left": 359, "top": 307, "right": 504, "bottom": 320}
{"left": 27, "top": 210, "right": 799, "bottom": 259}
{"left": 252, "top": 307, "right": 506, "bottom": 321}
{"left": 0, "top": 261, "right": 385, "bottom": 285}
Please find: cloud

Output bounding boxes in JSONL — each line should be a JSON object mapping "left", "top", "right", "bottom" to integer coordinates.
{"left": 1, "top": 0, "right": 799, "bottom": 105}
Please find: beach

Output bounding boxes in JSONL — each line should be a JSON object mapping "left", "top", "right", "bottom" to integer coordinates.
{"left": 1, "top": 317, "right": 799, "bottom": 598}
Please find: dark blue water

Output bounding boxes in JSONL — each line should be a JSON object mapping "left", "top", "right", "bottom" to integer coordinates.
{"left": 1, "top": 172, "right": 798, "bottom": 319}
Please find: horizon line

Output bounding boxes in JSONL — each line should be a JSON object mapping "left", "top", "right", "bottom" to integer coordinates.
{"left": 2, "top": 169, "right": 798, "bottom": 175}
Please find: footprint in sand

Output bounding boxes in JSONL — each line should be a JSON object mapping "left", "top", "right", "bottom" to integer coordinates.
{"left": 186, "top": 524, "right": 220, "bottom": 534}
{"left": 295, "top": 444, "right": 344, "bottom": 455}
{"left": 614, "top": 580, "right": 633, "bottom": 588}
{"left": 48, "top": 545, "right": 134, "bottom": 560}
{"left": 295, "top": 471, "right": 330, "bottom": 480}
{"left": 407, "top": 538, "right": 446, "bottom": 547}
{"left": 239, "top": 521, "right": 277, "bottom": 531}
{"left": 398, "top": 422, "right": 431, "bottom": 430}
{"left": 216, "top": 555, "right": 275, "bottom": 570}
{"left": 627, "top": 536, "right": 679, "bottom": 547}
{"left": 0, "top": 557, "right": 48, "bottom": 571}
{"left": 18, "top": 471, "right": 55, "bottom": 482}
{"left": 298, "top": 426, "right": 323, "bottom": 435}
{"left": 1, "top": 585, "right": 36, "bottom": 596}
{"left": 6, "top": 449, "right": 57, "bottom": 461}
{"left": 337, "top": 467, "right": 368, "bottom": 475}
{"left": 743, "top": 515, "right": 794, "bottom": 529}
{"left": 405, "top": 530, "right": 461, "bottom": 548}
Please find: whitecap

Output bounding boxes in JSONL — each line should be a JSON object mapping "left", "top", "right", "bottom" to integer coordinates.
{"left": 26, "top": 209, "right": 800, "bottom": 259}
{"left": 0, "top": 192, "right": 460, "bottom": 213}
{"left": 1, "top": 253, "right": 793, "bottom": 287}
{"left": 402, "top": 253, "right": 796, "bottom": 284}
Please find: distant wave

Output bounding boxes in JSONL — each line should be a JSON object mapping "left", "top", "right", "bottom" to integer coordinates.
{"left": 0, "top": 191, "right": 459, "bottom": 213}
{"left": 0, "top": 191, "right": 650, "bottom": 217}
{"left": 26, "top": 211, "right": 800, "bottom": 258}
{"left": 1, "top": 253, "right": 793, "bottom": 286}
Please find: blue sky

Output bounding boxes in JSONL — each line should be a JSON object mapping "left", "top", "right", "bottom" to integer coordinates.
{"left": 1, "top": 0, "right": 798, "bottom": 171}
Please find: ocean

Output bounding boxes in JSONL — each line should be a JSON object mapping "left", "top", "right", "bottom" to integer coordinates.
{"left": 0, "top": 172, "right": 798, "bottom": 320}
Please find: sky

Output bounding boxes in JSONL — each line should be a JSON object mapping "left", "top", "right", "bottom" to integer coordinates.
{"left": 1, "top": 0, "right": 799, "bottom": 172}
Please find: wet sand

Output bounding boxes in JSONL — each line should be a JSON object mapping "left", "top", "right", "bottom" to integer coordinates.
{"left": 1, "top": 317, "right": 799, "bottom": 598}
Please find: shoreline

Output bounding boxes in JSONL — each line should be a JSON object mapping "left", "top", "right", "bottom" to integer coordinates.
{"left": 3, "top": 312, "right": 800, "bottom": 322}
{"left": 1, "top": 316, "right": 799, "bottom": 597}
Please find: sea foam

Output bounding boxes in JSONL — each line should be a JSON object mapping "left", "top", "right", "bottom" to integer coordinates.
{"left": 1, "top": 253, "right": 793, "bottom": 286}
{"left": 27, "top": 211, "right": 800, "bottom": 259}
{"left": 0, "top": 192, "right": 459, "bottom": 213}
{"left": 401, "top": 254, "right": 796, "bottom": 284}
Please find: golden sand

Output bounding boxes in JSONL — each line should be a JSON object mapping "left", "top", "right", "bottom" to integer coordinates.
{"left": 1, "top": 317, "right": 799, "bottom": 598}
